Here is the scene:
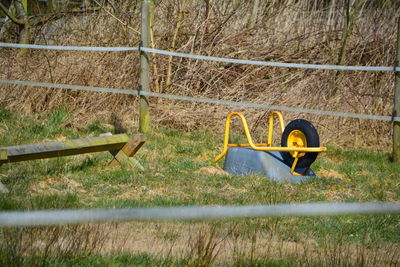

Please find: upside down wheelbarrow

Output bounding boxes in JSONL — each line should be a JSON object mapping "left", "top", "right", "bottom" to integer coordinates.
{"left": 214, "top": 111, "right": 327, "bottom": 176}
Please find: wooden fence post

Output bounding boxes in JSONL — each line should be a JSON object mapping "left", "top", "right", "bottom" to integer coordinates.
{"left": 393, "top": 17, "right": 400, "bottom": 162}
{"left": 139, "top": 0, "right": 151, "bottom": 133}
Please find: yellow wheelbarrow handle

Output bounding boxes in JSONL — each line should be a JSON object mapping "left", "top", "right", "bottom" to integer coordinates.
{"left": 214, "top": 111, "right": 327, "bottom": 175}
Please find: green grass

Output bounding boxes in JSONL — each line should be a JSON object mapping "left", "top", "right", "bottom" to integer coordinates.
{"left": 0, "top": 108, "right": 399, "bottom": 266}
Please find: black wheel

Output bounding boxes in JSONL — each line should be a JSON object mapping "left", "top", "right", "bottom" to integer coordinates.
{"left": 280, "top": 119, "right": 320, "bottom": 169}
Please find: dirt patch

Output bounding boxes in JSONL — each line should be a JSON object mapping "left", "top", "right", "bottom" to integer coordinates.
{"left": 30, "top": 177, "right": 62, "bottom": 195}
{"left": 196, "top": 166, "right": 229, "bottom": 176}
{"left": 98, "top": 222, "right": 400, "bottom": 265}
{"left": 357, "top": 170, "right": 371, "bottom": 176}
{"left": 30, "top": 176, "right": 86, "bottom": 195}
{"left": 319, "top": 169, "right": 344, "bottom": 179}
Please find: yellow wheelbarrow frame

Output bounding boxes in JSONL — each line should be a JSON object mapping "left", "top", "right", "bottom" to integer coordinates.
{"left": 214, "top": 111, "right": 327, "bottom": 176}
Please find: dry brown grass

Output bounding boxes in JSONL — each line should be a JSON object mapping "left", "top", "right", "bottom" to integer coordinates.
{"left": 0, "top": 0, "right": 399, "bottom": 150}
{"left": 0, "top": 223, "right": 113, "bottom": 266}
{"left": 88, "top": 222, "right": 400, "bottom": 266}
{"left": 2, "top": 221, "right": 398, "bottom": 266}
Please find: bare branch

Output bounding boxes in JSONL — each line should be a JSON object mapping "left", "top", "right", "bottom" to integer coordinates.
{"left": 92, "top": 0, "right": 140, "bottom": 34}
{"left": 0, "top": 1, "right": 24, "bottom": 25}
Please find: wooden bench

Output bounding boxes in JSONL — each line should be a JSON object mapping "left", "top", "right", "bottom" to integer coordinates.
{"left": 0, "top": 133, "right": 145, "bottom": 193}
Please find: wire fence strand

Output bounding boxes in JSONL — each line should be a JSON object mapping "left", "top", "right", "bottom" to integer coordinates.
{"left": 0, "top": 42, "right": 398, "bottom": 72}
{"left": 1, "top": 79, "right": 398, "bottom": 122}
{"left": 0, "top": 42, "right": 138, "bottom": 51}
{"left": 1, "top": 202, "right": 399, "bottom": 226}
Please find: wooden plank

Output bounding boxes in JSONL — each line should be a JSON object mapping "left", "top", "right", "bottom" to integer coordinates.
{"left": 111, "top": 152, "right": 145, "bottom": 171}
{"left": 0, "top": 134, "right": 130, "bottom": 164}
{"left": 393, "top": 17, "right": 400, "bottom": 162}
{"left": 0, "top": 142, "right": 8, "bottom": 193}
{"left": 109, "top": 134, "right": 145, "bottom": 169}
{"left": 117, "top": 134, "right": 145, "bottom": 157}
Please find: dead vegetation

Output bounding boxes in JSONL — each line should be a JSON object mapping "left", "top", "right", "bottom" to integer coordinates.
{"left": 0, "top": 0, "right": 399, "bottom": 149}
{"left": 0, "top": 223, "right": 113, "bottom": 266}
{"left": 2, "top": 222, "right": 398, "bottom": 266}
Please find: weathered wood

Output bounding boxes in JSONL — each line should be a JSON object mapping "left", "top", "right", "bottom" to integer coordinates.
{"left": 109, "top": 134, "right": 145, "bottom": 170}
{"left": 139, "top": 0, "right": 151, "bottom": 133}
{"left": 111, "top": 152, "right": 145, "bottom": 171}
{"left": 0, "top": 133, "right": 145, "bottom": 193}
{"left": 0, "top": 134, "right": 130, "bottom": 164}
{"left": 0, "top": 150, "right": 7, "bottom": 192}
{"left": 117, "top": 134, "right": 145, "bottom": 157}
{"left": 393, "top": 17, "right": 400, "bottom": 162}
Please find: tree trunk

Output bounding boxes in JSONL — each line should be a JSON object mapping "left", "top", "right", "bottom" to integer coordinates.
{"left": 15, "top": 0, "right": 30, "bottom": 57}
{"left": 329, "top": 0, "right": 366, "bottom": 97}
{"left": 0, "top": 1, "right": 16, "bottom": 41}
{"left": 246, "top": 0, "right": 260, "bottom": 29}
{"left": 165, "top": 0, "right": 186, "bottom": 88}
{"left": 149, "top": 0, "right": 161, "bottom": 93}
{"left": 47, "top": 0, "right": 54, "bottom": 13}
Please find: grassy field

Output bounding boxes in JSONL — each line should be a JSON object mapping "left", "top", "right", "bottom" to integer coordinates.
{"left": 0, "top": 108, "right": 399, "bottom": 266}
